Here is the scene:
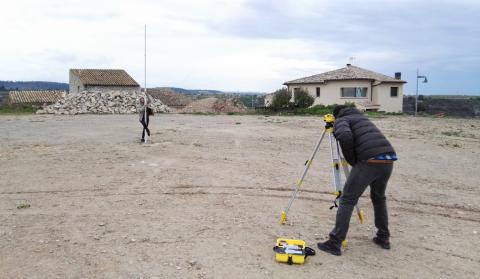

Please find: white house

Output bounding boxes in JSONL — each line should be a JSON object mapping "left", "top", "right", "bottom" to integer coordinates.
{"left": 284, "top": 64, "right": 406, "bottom": 112}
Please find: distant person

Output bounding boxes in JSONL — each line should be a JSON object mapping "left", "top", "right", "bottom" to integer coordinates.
{"left": 138, "top": 95, "right": 153, "bottom": 143}
{"left": 317, "top": 105, "right": 397, "bottom": 256}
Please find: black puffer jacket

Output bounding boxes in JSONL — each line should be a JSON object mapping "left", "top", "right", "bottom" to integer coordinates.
{"left": 333, "top": 107, "right": 395, "bottom": 166}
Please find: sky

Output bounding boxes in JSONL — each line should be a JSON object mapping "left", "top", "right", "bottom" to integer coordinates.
{"left": 0, "top": 0, "right": 479, "bottom": 94}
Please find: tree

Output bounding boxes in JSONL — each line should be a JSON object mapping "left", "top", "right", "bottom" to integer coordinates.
{"left": 270, "top": 88, "right": 291, "bottom": 110}
{"left": 294, "top": 89, "right": 314, "bottom": 108}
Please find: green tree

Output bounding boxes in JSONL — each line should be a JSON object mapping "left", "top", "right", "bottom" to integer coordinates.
{"left": 294, "top": 89, "right": 314, "bottom": 108}
{"left": 271, "top": 88, "right": 291, "bottom": 110}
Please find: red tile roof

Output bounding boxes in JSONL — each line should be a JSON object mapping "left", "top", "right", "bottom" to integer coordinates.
{"left": 285, "top": 65, "right": 406, "bottom": 85}
{"left": 70, "top": 69, "right": 139, "bottom": 87}
{"left": 8, "top": 90, "right": 65, "bottom": 104}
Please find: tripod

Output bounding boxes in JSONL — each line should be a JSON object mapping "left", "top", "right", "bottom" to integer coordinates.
{"left": 280, "top": 114, "right": 364, "bottom": 227}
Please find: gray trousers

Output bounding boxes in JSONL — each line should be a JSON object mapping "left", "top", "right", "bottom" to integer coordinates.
{"left": 329, "top": 161, "right": 393, "bottom": 246}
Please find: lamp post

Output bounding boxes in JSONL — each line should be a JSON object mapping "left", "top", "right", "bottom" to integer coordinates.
{"left": 415, "top": 68, "right": 428, "bottom": 117}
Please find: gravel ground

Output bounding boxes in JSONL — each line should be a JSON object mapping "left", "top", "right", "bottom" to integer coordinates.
{"left": 0, "top": 114, "right": 479, "bottom": 279}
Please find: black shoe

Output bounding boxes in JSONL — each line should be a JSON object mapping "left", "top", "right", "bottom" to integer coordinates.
{"left": 373, "top": 237, "right": 391, "bottom": 249}
{"left": 317, "top": 240, "right": 341, "bottom": 256}
{"left": 141, "top": 138, "right": 145, "bottom": 143}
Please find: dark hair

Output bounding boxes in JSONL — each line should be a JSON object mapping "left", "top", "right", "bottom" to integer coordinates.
{"left": 333, "top": 105, "right": 347, "bottom": 118}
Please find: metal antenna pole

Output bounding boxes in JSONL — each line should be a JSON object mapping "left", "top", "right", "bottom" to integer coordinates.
{"left": 144, "top": 24, "right": 147, "bottom": 95}
{"left": 415, "top": 68, "right": 418, "bottom": 117}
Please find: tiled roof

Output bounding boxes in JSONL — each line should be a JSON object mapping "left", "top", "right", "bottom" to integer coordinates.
{"left": 70, "top": 69, "right": 139, "bottom": 87}
{"left": 284, "top": 65, "right": 406, "bottom": 85}
{"left": 8, "top": 90, "right": 65, "bottom": 104}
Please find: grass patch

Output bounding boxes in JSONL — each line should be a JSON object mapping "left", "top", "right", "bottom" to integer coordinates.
{"left": 441, "top": 129, "right": 478, "bottom": 139}
{"left": 17, "top": 202, "right": 31, "bottom": 209}
{"left": 0, "top": 105, "right": 36, "bottom": 114}
{"left": 439, "top": 141, "right": 462, "bottom": 148}
{"left": 441, "top": 130, "right": 462, "bottom": 137}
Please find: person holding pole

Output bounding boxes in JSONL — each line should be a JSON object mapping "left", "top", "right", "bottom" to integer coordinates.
{"left": 138, "top": 95, "right": 152, "bottom": 143}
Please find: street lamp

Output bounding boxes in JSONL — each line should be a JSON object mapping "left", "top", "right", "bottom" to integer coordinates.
{"left": 415, "top": 68, "right": 428, "bottom": 117}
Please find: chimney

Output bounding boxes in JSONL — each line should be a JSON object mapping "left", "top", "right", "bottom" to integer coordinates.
{"left": 346, "top": 63, "right": 351, "bottom": 67}
{"left": 395, "top": 72, "right": 401, "bottom": 80}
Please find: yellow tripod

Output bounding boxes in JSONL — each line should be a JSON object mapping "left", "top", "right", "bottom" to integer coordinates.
{"left": 280, "top": 114, "right": 365, "bottom": 228}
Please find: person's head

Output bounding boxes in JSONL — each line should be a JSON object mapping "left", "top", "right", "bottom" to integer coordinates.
{"left": 332, "top": 105, "right": 347, "bottom": 118}
{"left": 139, "top": 97, "right": 145, "bottom": 105}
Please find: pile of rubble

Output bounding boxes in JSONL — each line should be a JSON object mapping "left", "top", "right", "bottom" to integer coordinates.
{"left": 36, "top": 89, "right": 170, "bottom": 115}
{"left": 181, "top": 97, "right": 247, "bottom": 114}
{"left": 147, "top": 88, "right": 193, "bottom": 111}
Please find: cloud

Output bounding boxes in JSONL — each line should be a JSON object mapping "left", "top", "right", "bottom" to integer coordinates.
{"left": 0, "top": 0, "right": 479, "bottom": 93}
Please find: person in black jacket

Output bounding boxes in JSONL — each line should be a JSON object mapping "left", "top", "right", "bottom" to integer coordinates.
{"left": 317, "top": 105, "right": 397, "bottom": 256}
{"left": 138, "top": 95, "right": 152, "bottom": 143}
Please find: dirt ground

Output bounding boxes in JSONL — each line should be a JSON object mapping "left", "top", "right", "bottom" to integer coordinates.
{"left": 1, "top": 114, "right": 479, "bottom": 279}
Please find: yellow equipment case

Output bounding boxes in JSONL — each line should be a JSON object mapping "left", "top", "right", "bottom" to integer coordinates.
{"left": 274, "top": 238, "right": 307, "bottom": 265}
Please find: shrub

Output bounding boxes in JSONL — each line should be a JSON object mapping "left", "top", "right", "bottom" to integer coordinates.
{"left": 270, "top": 88, "right": 291, "bottom": 110}
{"left": 343, "top": 101, "right": 356, "bottom": 108}
{"left": 294, "top": 89, "right": 314, "bottom": 108}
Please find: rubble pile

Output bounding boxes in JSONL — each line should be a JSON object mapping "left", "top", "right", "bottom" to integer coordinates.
{"left": 181, "top": 97, "right": 247, "bottom": 114}
{"left": 36, "top": 90, "right": 170, "bottom": 115}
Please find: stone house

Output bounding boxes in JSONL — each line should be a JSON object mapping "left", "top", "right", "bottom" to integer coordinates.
{"left": 69, "top": 69, "right": 140, "bottom": 94}
{"left": 7, "top": 90, "right": 66, "bottom": 106}
{"left": 283, "top": 64, "right": 407, "bottom": 112}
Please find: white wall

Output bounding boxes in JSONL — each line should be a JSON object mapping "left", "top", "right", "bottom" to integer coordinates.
{"left": 264, "top": 93, "right": 274, "bottom": 107}
{"left": 373, "top": 83, "right": 403, "bottom": 112}
{"left": 288, "top": 80, "right": 372, "bottom": 106}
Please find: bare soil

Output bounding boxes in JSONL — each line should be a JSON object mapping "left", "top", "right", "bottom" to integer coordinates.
{"left": 1, "top": 114, "right": 479, "bottom": 279}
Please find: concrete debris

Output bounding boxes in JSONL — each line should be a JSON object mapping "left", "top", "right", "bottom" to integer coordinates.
{"left": 36, "top": 89, "right": 170, "bottom": 115}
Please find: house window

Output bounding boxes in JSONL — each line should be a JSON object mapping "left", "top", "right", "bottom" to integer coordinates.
{"left": 341, "top": 87, "right": 367, "bottom": 98}
{"left": 293, "top": 87, "right": 301, "bottom": 94}
{"left": 316, "top": 87, "right": 320, "bottom": 97}
{"left": 390, "top": 87, "right": 398, "bottom": 97}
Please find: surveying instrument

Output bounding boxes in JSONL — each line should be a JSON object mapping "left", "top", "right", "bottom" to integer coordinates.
{"left": 280, "top": 114, "right": 365, "bottom": 229}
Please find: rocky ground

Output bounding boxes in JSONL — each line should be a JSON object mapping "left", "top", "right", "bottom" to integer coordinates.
{"left": 0, "top": 114, "right": 479, "bottom": 279}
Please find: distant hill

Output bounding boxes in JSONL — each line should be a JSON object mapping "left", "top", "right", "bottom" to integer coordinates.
{"left": 155, "top": 87, "right": 265, "bottom": 96}
{"left": 162, "top": 87, "right": 224, "bottom": 95}
{"left": 153, "top": 87, "right": 266, "bottom": 108}
{"left": 0, "top": 81, "right": 68, "bottom": 91}
{"left": 403, "top": 95, "right": 480, "bottom": 117}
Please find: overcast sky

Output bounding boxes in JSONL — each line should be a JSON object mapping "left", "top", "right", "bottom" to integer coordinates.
{"left": 1, "top": 0, "right": 479, "bottom": 94}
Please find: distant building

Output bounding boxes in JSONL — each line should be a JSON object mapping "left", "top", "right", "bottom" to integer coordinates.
{"left": 283, "top": 64, "right": 406, "bottom": 112}
{"left": 0, "top": 90, "right": 9, "bottom": 105}
{"left": 264, "top": 92, "right": 275, "bottom": 107}
{"left": 69, "top": 69, "right": 140, "bottom": 94}
{"left": 7, "top": 90, "right": 65, "bottom": 106}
